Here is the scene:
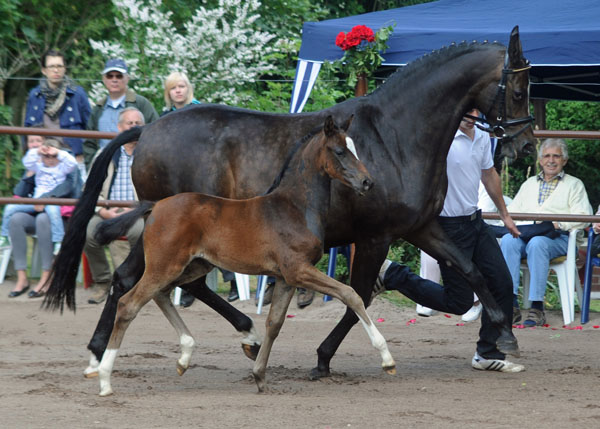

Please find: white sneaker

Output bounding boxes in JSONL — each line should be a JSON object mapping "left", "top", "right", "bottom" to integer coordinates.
{"left": 372, "top": 259, "right": 392, "bottom": 299}
{"left": 461, "top": 302, "right": 482, "bottom": 322}
{"left": 472, "top": 353, "right": 524, "bottom": 373}
{"left": 416, "top": 304, "right": 438, "bottom": 317}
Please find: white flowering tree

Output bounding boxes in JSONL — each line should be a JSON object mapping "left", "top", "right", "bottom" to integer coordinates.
{"left": 90, "top": 0, "right": 277, "bottom": 107}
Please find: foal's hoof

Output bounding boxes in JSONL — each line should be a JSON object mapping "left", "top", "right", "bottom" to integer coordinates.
{"left": 308, "top": 366, "right": 331, "bottom": 381}
{"left": 497, "top": 333, "right": 520, "bottom": 358}
{"left": 242, "top": 343, "right": 260, "bottom": 361}
{"left": 176, "top": 362, "right": 188, "bottom": 376}
{"left": 84, "top": 370, "right": 99, "bottom": 379}
{"left": 383, "top": 364, "right": 397, "bottom": 375}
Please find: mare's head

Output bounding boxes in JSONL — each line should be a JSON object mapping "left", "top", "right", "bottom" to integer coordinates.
{"left": 481, "top": 26, "right": 535, "bottom": 160}
{"left": 316, "top": 115, "right": 374, "bottom": 196}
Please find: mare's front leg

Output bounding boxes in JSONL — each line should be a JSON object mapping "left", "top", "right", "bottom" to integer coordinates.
{"left": 312, "top": 241, "right": 390, "bottom": 379}
{"left": 409, "top": 221, "right": 519, "bottom": 357}
{"left": 153, "top": 291, "right": 197, "bottom": 375}
{"left": 252, "top": 280, "right": 295, "bottom": 393}
{"left": 290, "top": 264, "right": 395, "bottom": 377}
{"left": 85, "top": 237, "right": 146, "bottom": 378}
{"left": 190, "top": 279, "right": 261, "bottom": 360}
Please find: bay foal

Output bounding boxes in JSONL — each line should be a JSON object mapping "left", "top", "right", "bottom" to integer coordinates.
{"left": 97, "top": 116, "right": 393, "bottom": 396}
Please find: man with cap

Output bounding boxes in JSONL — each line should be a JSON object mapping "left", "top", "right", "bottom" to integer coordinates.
{"left": 83, "top": 58, "right": 158, "bottom": 167}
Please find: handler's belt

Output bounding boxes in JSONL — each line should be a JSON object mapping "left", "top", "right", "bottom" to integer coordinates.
{"left": 438, "top": 209, "right": 481, "bottom": 223}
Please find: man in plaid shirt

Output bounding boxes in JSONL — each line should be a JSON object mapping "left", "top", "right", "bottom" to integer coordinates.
{"left": 84, "top": 107, "right": 144, "bottom": 304}
{"left": 500, "top": 138, "right": 592, "bottom": 326}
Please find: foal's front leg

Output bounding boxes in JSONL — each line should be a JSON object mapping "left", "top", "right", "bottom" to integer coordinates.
{"left": 153, "top": 292, "right": 196, "bottom": 376}
{"left": 252, "top": 280, "right": 295, "bottom": 393}
{"left": 293, "top": 266, "right": 396, "bottom": 375}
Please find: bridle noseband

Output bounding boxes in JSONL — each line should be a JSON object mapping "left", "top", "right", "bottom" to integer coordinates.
{"left": 465, "top": 52, "right": 534, "bottom": 143}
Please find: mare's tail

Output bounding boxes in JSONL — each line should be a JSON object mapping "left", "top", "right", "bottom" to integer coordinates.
{"left": 94, "top": 201, "right": 155, "bottom": 245}
{"left": 43, "top": 127, "right": 143, "bottom": 312}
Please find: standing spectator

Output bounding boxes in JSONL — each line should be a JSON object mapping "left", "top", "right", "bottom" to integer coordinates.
{"left": 84, "top": 107, "right": 145, "bottom": 304}
{"left": 24, "top": 49, "right": 90, "bottom": 178}
{"left": 6, "top": 139, "right": 78, "bottom": 298}
{"left": 161, "top": 71, "right": 201, "bottom": 116}
{"left": 500, "top": 138, "right": 592, "bottom": 326}
{"left": 83, "top": 58, "right": 158, "bottom": 167}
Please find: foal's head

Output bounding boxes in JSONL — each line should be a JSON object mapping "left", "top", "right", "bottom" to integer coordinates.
{"left": 316, "top": 115, "right": 374, "bottom": 196}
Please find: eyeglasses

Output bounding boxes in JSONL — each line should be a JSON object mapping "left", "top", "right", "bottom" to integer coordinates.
{"left": 105, "top": 73, "right": 124, "bottom": 79}
{"left": 44, "top": 65, "right": 65, "bottom": 70}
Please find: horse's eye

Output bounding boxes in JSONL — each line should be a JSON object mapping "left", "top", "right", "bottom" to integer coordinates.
{"left": 335, "top": 147, "right": 345, "bottom": 156}
{"left": 513, "top": 90, "right": 524, "bottom": 101}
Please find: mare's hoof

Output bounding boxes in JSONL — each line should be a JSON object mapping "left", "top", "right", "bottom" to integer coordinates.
{"left": 497, "top": 334, "right": 520, "bottom": 358}
{"left": 99, "top": 388, "right": 113, "bottom": 397}
{"left": 176, "top": 362, "right": 188, "bottom": 376}
{"left": 242, "top": 343, "right": 260, "bottom": 361}
{"left": 383, "top": 365, "right": 396, "bottom": 375}
{"left": 308, "top": 366, "right": 331, "bottom": 381}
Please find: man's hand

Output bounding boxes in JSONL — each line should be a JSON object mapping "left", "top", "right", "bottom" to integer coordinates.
{"left": 503, "top": 216, "right": 521, "bottom": 238}
{"left": 593, "top": 222, "right": 600, "bottom": 234}
{"left": 99, "top": 207, "right": 133, "bottom": 219}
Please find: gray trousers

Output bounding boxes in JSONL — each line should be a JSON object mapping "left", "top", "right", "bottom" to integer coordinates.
{"left": 84, "top": 214, "right": 144, "bottom": 284}
{"left": 8, "top": 212, "right": 53, "bottom": 271}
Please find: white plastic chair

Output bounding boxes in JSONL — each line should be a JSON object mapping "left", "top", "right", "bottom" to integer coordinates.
{"left": 521, "top": 229, "right": 583, "bottom": 325}
{"left": 0, "top": 237, "right": 42, "bottom": 284}
{"left": 172, "top": 268, "right": 250, "bottom": 306}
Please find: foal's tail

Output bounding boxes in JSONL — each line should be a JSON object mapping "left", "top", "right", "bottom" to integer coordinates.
{"left": 43, "top": 127, "right": 144, "bottom": 313}
{"left": 94, "top": 201, "right": 155, "bottom": 245}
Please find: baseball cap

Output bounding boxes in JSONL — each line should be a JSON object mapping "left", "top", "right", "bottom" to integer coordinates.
{"left": 102, "top": 58, "right": 128, "bottom": 75}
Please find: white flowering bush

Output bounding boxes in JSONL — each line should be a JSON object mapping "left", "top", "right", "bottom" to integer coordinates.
{"left": 90, "top": 0, "right": 276, "bottom": 107}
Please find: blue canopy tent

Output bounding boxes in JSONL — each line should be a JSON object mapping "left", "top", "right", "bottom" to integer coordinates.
{"left": 290, "top": 0, "right": 600, "bottom": 113}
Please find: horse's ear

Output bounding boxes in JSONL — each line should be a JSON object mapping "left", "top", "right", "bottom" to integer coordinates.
{"left": 508, "top": 25, "right": 525, "bottom": 67}
{"left": 341, "top": 114, "right": 354, "bottom": 132}
{"left": 324, "top": 115, "right": 336, "bottom": 137}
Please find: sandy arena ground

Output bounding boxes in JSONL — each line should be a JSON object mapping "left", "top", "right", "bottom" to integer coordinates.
{"left": 1, "top": 279, "right": 600, "bottom": 429}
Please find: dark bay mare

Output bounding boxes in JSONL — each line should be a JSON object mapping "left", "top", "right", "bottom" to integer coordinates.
{"left": 46, "top": 27, "right": 534, "bottom": 380}
{"left": 94, "top": 116, "right": 388, "bottom": 396}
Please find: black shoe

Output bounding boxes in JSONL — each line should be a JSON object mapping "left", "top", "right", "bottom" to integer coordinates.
{"left": 256, "top": 282, "right": 275, "bottom": 306}
{"left": 8, "top": 285, "right": 29, "bottom": 298}
{"left": 297, "top": 288, "right": 315, "bottom": 309}
{"left": 227, "top": 281, "right": 239, "bottom": 302}
{"left": 180, "top": 289, "right": 195, "bottom": 308}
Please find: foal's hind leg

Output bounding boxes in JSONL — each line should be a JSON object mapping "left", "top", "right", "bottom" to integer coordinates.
{"left": 252, "top": 280, "right": 295, "bottom": 393}
{"left": 97, "top": 274, "right": 166, "bottom": 397}
{"left": 153, "top": 292, "right": 196, "bottom": 376}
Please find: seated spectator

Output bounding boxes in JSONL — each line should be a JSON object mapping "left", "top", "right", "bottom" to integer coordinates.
{"left": 83, "top": 58, "right": 158, "bottom": 167}
{"left": 24, "top": 49, "right": 90, "bottom": 179}
{"left": 591, "top": 205, "right": 600, "bottom": 257}
{"left": 500, "top": 138, "right": 592, "bottom": 326}
{"left": 161, "top": 71, "right": 201, "bottom": 116}
{"left": 84, "top": 107, "right": 145, "bottom": 304}
{"left": 6, "top": 138, "right": 79, "bottom": 298}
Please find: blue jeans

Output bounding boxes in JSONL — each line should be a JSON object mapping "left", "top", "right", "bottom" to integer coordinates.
{"left": 500, "top": 233, "right": 569, "bottom": 302}
{"left": 1, "top": 204, "right": 64, "bottom": 243}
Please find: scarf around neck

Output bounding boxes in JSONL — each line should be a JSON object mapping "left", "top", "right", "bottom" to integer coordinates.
{"left": 40, "top": 76, "right": 76, "bottom": 120}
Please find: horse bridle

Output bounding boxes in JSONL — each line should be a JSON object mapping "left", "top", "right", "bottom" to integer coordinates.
{"left": 464, "top": 52, "right": 534, "bottom": 143}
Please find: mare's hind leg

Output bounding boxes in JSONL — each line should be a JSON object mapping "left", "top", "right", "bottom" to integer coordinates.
{"left": 85, "top": 237, "right": 146, "bottom": 378}
{"left": 313, "top": 241, "right": 390, "bottom": 379}
{"left": 190, "top": 280, "right": 261, "bottom": 360}
{"left": 289, "top": 264, "right": 395, "bottom": 376}
{"left": 252, "top": 280, "right": 295, "bottom": 393}
{"left": 153, "top": 292, "right": 196, "bottom": 376}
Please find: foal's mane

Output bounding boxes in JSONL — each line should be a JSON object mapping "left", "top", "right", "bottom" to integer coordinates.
{"left": 263, "top": 123, "right": 327, "bottom": 195}
{"left": 370, "top": 41, "right": 504, "bottom": 97}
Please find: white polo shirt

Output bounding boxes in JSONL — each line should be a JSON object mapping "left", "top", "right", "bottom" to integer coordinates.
{"left": 440, "top": 127, "right": 493, "bottom": 217}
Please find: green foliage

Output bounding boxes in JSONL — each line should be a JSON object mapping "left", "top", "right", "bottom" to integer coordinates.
{"left": 0, "top": 105, "right": 24, "bottom": 199}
